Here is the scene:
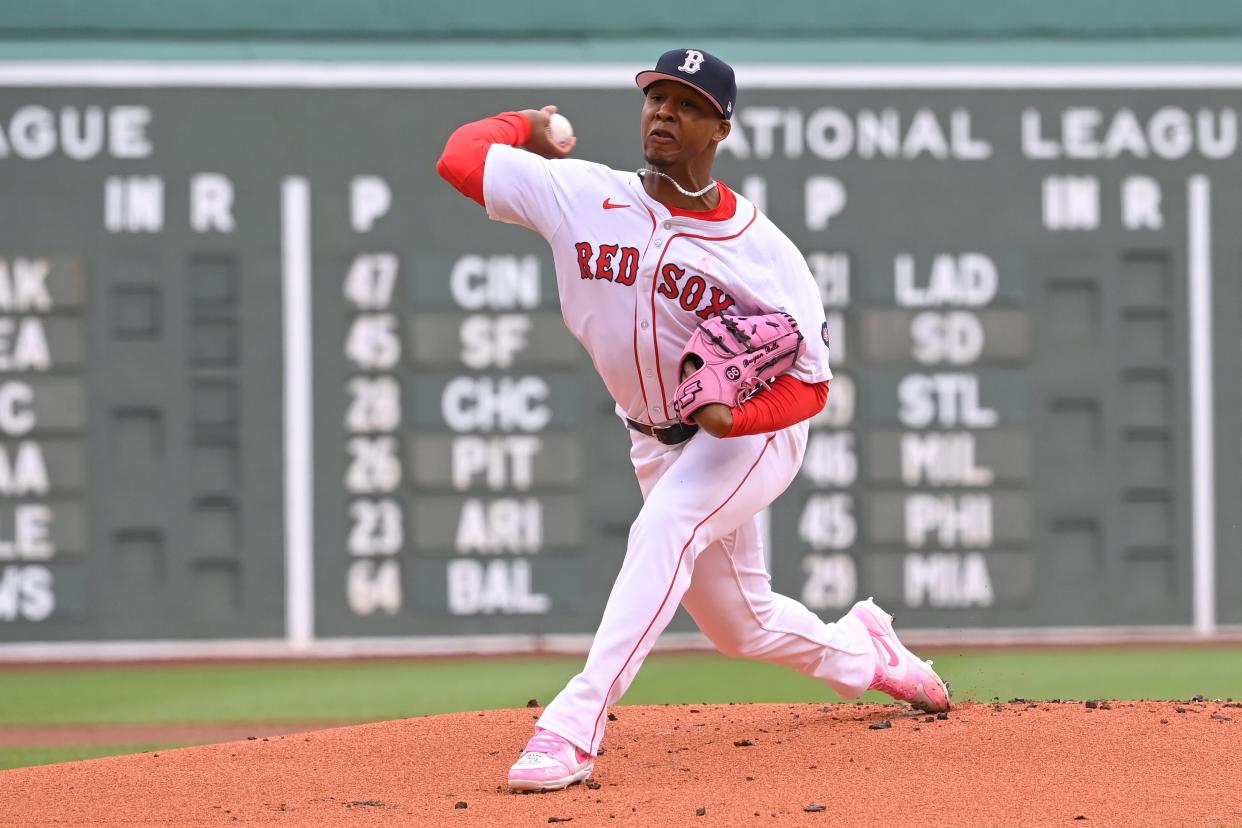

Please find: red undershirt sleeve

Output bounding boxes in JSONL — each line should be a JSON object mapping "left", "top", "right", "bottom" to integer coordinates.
{"left": 725, "top": 376, "right": 828, "bottom": 437}
{"left": 436, "top": 112, "right": 533, "bottom": 206}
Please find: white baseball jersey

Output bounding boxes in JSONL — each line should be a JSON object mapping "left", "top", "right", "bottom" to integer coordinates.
{"left": 483, "top": 144, "right": 832, "bottom": 425}
{"left": 479, "top": 141, "right": 874, "bottom": 757}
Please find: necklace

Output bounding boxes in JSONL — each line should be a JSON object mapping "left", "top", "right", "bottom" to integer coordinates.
{"left": 637, "top": 168, "right": 718, "bottom": 199}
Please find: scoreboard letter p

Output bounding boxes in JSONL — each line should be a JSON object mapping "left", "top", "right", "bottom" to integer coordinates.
{"left": 351, "top": 176, "right": 392, "bottom": 232}
{"left": 805, "top": 176, "right": 847, "bottom": 231}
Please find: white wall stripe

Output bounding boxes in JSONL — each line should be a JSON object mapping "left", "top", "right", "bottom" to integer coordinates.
{"left": 1188, "top": 175, "right": 1216, "bottom": 636}
{"left": 282, "top": 177, "right": 314, "bottom": 650}
{"left": 2, "top": 626, "right": 1242, "bottom": 663}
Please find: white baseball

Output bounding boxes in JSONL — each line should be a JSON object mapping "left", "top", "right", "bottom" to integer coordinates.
{"left": 547, "top": 112, "right": 574, "bottom": 147}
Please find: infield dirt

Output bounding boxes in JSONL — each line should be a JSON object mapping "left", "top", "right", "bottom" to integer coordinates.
{"left": 0, "top": 701, "right": 1238, "bottom": 826}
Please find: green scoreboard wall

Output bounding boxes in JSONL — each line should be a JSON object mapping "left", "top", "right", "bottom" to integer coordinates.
{"left": 0, "top": 63, "right": 1238, "bottom": 649}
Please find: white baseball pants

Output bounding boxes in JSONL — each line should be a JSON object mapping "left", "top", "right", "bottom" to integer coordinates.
{"left": 537, "top": 423, "right": 876, "bottom": 755}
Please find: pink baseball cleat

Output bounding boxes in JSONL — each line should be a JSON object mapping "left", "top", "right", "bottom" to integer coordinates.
{"left": 507, "top": 728, "right": 594, "bottom": 792}
{"left": 849, "top": 597, "right": 951, "bottom": 713}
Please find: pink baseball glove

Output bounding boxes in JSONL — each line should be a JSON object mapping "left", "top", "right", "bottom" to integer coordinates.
{"left": 672, "top": 312, "right": 805, "bottom": 425}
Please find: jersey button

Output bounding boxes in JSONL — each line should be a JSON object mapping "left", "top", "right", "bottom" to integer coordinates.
{"left": 654, "top": 239, "right": 663, "bottom": 247}
{"left": 640, "top": 321, "right": 649, "bottom": 329}
{"left": 662, "top": 222, "right": 673, "bottom": 230}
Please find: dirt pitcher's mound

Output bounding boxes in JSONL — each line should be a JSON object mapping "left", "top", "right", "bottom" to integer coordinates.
{"left": 1, "top": 701, "right": 1239, "bottom": 826}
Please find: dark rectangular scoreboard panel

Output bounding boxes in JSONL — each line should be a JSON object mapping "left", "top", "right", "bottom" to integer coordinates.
{"left": 1, "top": 74, "right": 1239, "bottom": 642}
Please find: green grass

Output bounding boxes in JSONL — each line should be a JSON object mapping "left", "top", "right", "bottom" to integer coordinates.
{"left": 635, "top": 646, "right": 1242, "bottom": 705}
{"left": 1, "top": 646, "right": 1239, "bottom": 727}
{"left": 0, "top": 744, "right": 183, "bottom": 771}
{"left": 1, "top": 646, "right": 1239, "bottom": 770}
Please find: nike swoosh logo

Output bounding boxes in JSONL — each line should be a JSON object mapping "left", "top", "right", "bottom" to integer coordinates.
{"left": 873, "top": 635, "right": 900, "bottom": 668}
{"left": 603, "top": 198, "right": 630, "bottom": 210}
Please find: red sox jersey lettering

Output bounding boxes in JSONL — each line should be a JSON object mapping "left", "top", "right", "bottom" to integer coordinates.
{"left": 575, "top": 240, "right": 737, "bottom": 318}
{"left": 575, "top": 242, "right": 639, "bottom": 286}
{"left": 655, "top": 262, "right": 736, "bottom": 318}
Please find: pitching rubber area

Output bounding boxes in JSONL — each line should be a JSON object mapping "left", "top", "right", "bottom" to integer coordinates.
{"left": 0, "top": 701, "right": 1238, "bottom": 826}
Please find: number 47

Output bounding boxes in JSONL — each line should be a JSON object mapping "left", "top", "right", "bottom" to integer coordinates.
{"left": 344, "top": 253, "right": 399, "bottom": 310}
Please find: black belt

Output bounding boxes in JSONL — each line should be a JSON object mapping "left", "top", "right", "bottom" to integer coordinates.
{"left": 626, "top": 418, "right": 699, "bottom": 446}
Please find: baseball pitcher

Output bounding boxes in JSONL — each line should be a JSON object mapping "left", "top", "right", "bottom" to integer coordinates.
{"left": 437, "top": 48, "right": 951, "bottom": 792}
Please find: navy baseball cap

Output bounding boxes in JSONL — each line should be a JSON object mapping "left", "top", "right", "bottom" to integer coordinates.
{"left": 635, "top": 48, "right": 737, "bottom": 119}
